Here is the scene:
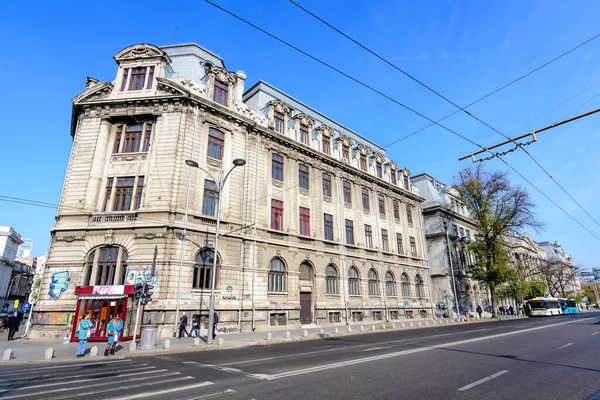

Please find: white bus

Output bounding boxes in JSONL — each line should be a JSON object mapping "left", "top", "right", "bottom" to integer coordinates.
{"left": 526, "top": 297, "right": 562, "bottom": 317}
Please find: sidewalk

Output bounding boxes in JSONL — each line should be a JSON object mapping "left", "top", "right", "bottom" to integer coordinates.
{"left": 0, "top": 316, "right": 523, "bottom": 363}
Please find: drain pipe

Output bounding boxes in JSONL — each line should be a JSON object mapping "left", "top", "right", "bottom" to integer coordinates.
{"left": 236, "top": 125, "right": 250, "bottom": 331}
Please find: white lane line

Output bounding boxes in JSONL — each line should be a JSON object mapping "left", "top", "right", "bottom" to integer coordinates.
{"left": 112, "top": 381, "right": 214, "bottom": 400}
{"left": 219, "top": 345, "right": 338, "bottom": 366}
{"left": 358, "top": 346, "right": 393, "bottom": 352}
{"left": 0, "top": 368, "right": 164, "bottom": 391}
{"left": 557, "top": 343, "right": 573, "bottom": 350}
{"left": 592, "top": 332, "right": 599, "bottom": 336}
{"left": 184, "top": 389, "right": 237, "bottom": 400}
{"left": 457, "top": 370, "right": 509, "bottom": 392}
{"left": 0, "top": 372, "right": 182, "bottom": 399}
{"left": 0, "top": 366, "right": 156, "bottom": 384}
{"left": 262, "top": 317, "right": 594, "bottom": 380}
{"left": 0, "top": 358, "right": 132, "bottom": 375}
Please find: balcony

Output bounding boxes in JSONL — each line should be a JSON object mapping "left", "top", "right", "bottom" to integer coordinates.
{"left": 89, "top": 213, "right": 138, "bottom": 224}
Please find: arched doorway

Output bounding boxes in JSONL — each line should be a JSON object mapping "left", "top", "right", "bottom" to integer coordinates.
{"left": 298, "top": 262, "right": 314, "bottom": 324}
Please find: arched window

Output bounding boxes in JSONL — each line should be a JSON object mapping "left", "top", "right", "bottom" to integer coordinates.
{"left": 401, "top": 273, "right": 410, "bottom": 297}
{"left": 268, "top": 258, "right": 286, "bottom": 292}
{"left": 385, "top": 271, "right": 395, "bottom": 296}
{"left": 325, "top": 264, "right": 338, "bottom": 294}
{"left": 194, "top": 249, "right": 219, "bottom": 290}
{"left": 368, "top": 269, "right": 379, "bottom": 296}
{"left": 84, "top": 246, "right": 128, "bottom": 286}
{"left": 348, "top": 267, "right": 360, "bottom": 295}
{"left": 299, "top": 262, "right": 313, "bottom": 284}
{"left": 415, "top": 274, "right": 424, "bottom": 298}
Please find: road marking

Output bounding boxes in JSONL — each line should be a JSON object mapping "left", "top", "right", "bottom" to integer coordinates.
{"left": 184, "top": 389, "right": 237, "bottom": 400}
{"left": 0, "top": 366, "right": 157, "bottom": 385}
{"left": 0, "top": 372, "right": 183, "bottom": 399}
{"left": 219, "top": 345, "right": 338, "bottom": 366}
{"left": 557, "top": 343, "right": 573, "bottom": 350}
{"left": 0, "top": 359, "right": 132, "bottom": 376}
{"left": 257, "top": 317, "right": 594, "bottom": 380}
{"left": 592, "top": 332, "right": 599, "bottom": 336}
{"left": 457, "top": 370, "right": 509, "bottom": 392}
{"left": 358, "top": 346, "right": 393, "bottom": 352}
{"left": 112, "top": 381, "right": 214, "bottom": 400}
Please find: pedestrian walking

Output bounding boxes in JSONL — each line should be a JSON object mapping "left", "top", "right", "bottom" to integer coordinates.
{"left": 189, "top": 316, "right": 199, "bottom": 338}
{"left": 476, "top": 305, "right": 483, "bottom": 319}
{"left": 212, "top": 312, "right": 219, "bottom": 340}
{"left": 7, "top": 311, "right": 20, "bottom": 341}
{"left": 509, "top": 305, "right": 515, "bottom": 316}
{"left": 179, "top": 312, "right": 189, "bottom": 338}
{"left": 498, "top": 305, "right": 504, "bottom": 316}
{"left": 76, "top": 313, "right": 94, "bottom": 357}
{"left": 104, "top": 314, "right": 123, "bottom": 356}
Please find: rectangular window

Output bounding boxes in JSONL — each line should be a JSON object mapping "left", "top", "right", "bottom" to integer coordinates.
{"left": 143, "top": 123, "right": 152, "bottom": 151}
{"left": 300, "top": 125, "right": 309, "bottom": 144}
{"left": 299, "top": 165, "right": 309, "bottom": 190}
{"left": 466, "top": 230, "right": 471, "bottom": 241}
{"left": 272, "top": 154, "right": 284, "bottom": 181}
{"left": 147, "top": 66, "right": 154, "bottom": 89}
{"left": 135, "top": 176, "right": 144, "bottom": 209}
{"left": 343, "top": 181, "right": 352, "bottom": 204}
{"left": 104, "top": 178, "right": 114, "bottom": 211}
{"left": 410, "top": 237, "right": 417, "bottom": 257}
{"left": 213, "top": 81, "right": 228, "bottom": 106}
{"left": 114, "top": 177, "right": 136, "bottom": 211}
{"left": 202, "top": 180, "right": 219, "bottom": 216}
{"left": 345, "top": 219, "right": 354, "bottom": 245}
{"left": 123, "top": 124, "right": 143, "bottom": 153}
{"left": 322, "top": 136, "right": 331, "bottom": 155}
{"left": 207, "top": 128, "right": 225, "bottom": 160}
{"left": 120, "top": 68, "right": 130, "bottom": 91}
{"left": 271, "top": 199, "right": 284, "bottom": 231}
{"left": 376, "top": 162, "right": 382, "bottom": 178}
{"left": 393, "top": 200, "right": 400, "bottom": 220}
{"left": 459, "top": 227, "right": 465, "bottom": 237}
{"left": 360, "top": 155, "right": 367, "bottom": 171}
{"left": 129, "top": 67, "right": 148, "bottom": 91}
{"left": 324, "top": 213, "right": 334, "bottom": 241}
{"left": 391, "top": 171, "right": 397, "bottom": 185}
{"left": 299, "top": 207, "right": 310, "bottom": 236}
{"left": 382, "top": 229, "right": 389, "bottom": 252}
{"left": 342, "top": 145, "right": 350, "bottom": 162}
{"left": 406, "top": 204, "right": 413, "bottom": 224}
{"left": 404, "top": 175, "right": 409, "bottom": 190}
{"left": 396, "top": 233, "right": 404, "bottom": 255}
{"left": 452, "top": 224, "right": 458, "bottom": 236}
{"left": 365, "top": 224, "right": 373, "bottom": 248}
{"left": 322, "top": 174, "right": 332, "bottom": 197}
{"left": 362, "top": 188, "right": 370, "bottom": 211}
{"left": 378, "top": 195, "right": 385, "bottom": 216}
{"left": 274, "top": 111, "right": 284, "bottom": 133}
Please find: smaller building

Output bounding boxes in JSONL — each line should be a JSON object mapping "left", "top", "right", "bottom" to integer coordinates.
{"left": 537, "top": 241, "right": 581, "bottom": 297}
{"left": 17, "top": 238, "right": 34, "bottom": 258}
{"left": 0, "top": 226, "right": 24, "bottom": 302}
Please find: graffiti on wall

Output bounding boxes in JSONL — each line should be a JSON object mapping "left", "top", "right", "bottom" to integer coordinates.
{"left": 48, "top": 271, "right": 70, "bottom": 300}
{"left": 125, "top": 266, "right": 160, "bottom": 286}
{"left": 37, "top": 312, "right": 72, "bottom": 325}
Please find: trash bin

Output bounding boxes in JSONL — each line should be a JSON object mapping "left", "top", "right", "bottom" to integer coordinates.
{"left": 140, "top": 324, "right": 159, "bottom": 350}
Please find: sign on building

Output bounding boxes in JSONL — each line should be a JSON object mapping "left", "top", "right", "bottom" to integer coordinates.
{"left": 124, "top": 266, "right": 159, "bottom": 286}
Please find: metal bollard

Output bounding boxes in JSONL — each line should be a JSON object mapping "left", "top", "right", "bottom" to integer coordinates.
{"left": 45, "top": 348, "right": 55, "bottom": 360}
{"left": 218, "top": 337, "right": 224, "bottom": 346}
{"left": 401, "top": 322, "right": 405, "bottom": 328}
{"left": 129, "top": 342, "right": 137, "bottom": 352}
{"left": 333, "top": 327, "right": 339, "bottom": 334}
{"left": 360, "top": 325, "right": 365, "bottom": 331}
{"left": 3, "top": 348, "right": 12, "bottom": 361}
{"left": 285, "top": 331, "right": 291, "bottom": 339}
{"left": 90, "top": 346, "right": 98, "bottom": 357}
{"left": 164, "top": 339, "right": 171, "bottom": 349}
{"left": 302, "top": 330, "right": 308, "bottom": 337}
{"left": 391, "top": 323, "right": 396, "bottom": 328}
{"left": 347, "top": 326, "right": 352, "bottom": 332}
{"left": 266, "top": 332, "right": 272, "bottom": 340}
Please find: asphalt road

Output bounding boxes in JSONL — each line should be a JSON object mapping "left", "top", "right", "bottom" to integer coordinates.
{"left": 2, "top": 312, "right": 599, "bottom": 400}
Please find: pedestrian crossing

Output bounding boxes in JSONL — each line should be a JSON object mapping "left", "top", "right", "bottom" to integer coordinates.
{"left": 0, "top": 358, "right": 237, "bottom": 400}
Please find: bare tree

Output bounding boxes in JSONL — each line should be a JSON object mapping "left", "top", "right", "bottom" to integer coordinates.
{"left": 457, "top": 165, "right": 541, "bottom": 318}
{"left": 539, "top": 260, "right": 578, "bottom": 298}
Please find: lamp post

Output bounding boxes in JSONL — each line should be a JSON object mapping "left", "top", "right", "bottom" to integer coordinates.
{"left": 186, "top": 157, "right": 246, "bottom": 344}
{"left": 444, "top": 222, "right": 461, "bottom": 321}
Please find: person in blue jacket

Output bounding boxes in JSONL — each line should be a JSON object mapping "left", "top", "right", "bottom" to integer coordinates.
{"left": 76, "top": 313, "right": 94, "bottom": 357}
{"left": 104, "top": 314, "right": 123, "bottom": 356}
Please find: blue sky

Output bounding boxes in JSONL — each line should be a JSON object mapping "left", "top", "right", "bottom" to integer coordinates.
{"left": 1, "top": 1, "right": 599, "bottom": 269}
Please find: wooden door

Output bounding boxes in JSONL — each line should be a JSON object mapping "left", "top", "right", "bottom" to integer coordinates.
{"left": 300, "top": 292, "right": 312, "bottom": 324}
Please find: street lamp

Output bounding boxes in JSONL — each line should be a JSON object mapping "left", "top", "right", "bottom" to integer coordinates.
{"left": 186, "top": 157, "right": 246, "bottom": 344}
{"left": 443, "top": 222, "right": 461, "bottom": 321}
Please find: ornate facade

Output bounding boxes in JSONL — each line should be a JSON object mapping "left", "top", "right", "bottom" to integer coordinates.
{"left": 33, "top": 43, "right": 433, "bottom": 340}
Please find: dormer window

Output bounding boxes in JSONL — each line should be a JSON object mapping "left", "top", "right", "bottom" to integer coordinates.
{"left": 213, "top": 81, "right": 228, "bottom": 106}
{"left": 403, "top": 175, "right": 409, "bottom": 190}
{"left": 300, "top": 125, "right": 309, "bottom": 145}
{"left": 274, "top": 111, "right": 285, "bottom": 133}
{"left": 322, "top": 135, "right": 331, "bottom": 155}
{"left": 360, "top": 154, "right": 367, "bottom": 171}
{"left": 391, "top": 171, "right": 397, "bottom": 185}
{"left": 120, "top": 66, "right": 154, "bottom": 91}
{"left": 342, "top": 145, "right": 350, "bottom": 162}
{"left": 376, "top": 162, "right": 383, "bottom": 179}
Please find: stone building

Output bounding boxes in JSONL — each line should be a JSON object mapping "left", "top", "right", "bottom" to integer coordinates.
{"left": 32, "top": 42, "right": 433, "bottom": 340}
{"left": 411, "top": 174, "right": 489, "bottom": 317}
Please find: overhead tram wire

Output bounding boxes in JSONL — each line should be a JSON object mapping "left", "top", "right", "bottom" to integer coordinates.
{"left": 205, "top": 0, "right": 600, "bottom": 243}
{"left": 289, "top": 0, "right": 600, "bottom": 230}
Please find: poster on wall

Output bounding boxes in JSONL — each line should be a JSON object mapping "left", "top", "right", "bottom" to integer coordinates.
{"left": 48, "top": 271, "right": 70, "bottom": 300}
{"left": 124, "top": 266, "right": 159, "bottom": 286}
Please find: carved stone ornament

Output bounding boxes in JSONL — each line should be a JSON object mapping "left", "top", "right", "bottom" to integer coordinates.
{"left": 72, "top": 81, "right": 114, "bottom": 104}
{"left": 57, "top": 235, "right": 85, "bottom": 243}
{"left": 155, "top": 78, "right": 190, "bottom": 96}
{"left": 371, "top": 152, "right": 386, "bottom": 163}
{"left": 104, "top": 229, "right": 114, "bottom": 245}
{"left": 208, "top": 66, "right": 237, "bottom": 85}
{"left": 385, "top": 160, "right": 398, "bottom": 170}
{"left": 315, "top": 124, "right": 334, "bottom": 138}
{"left": 335, "top": 135, "right": 354, "bottom": 147}
{"left": 400, "top": 167, "right": 411, "bottom": 176}
{"left": 355, "top": 144, "right": 371, "bottom": 156}
{"left": 114, "top": 44, "right": 170, "bottom": 63}
{"left": 267, "top": 99, "right": 292, "bottom": 115}
{"left": 293, "top": 113, "right": 314, "bottom": 128}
